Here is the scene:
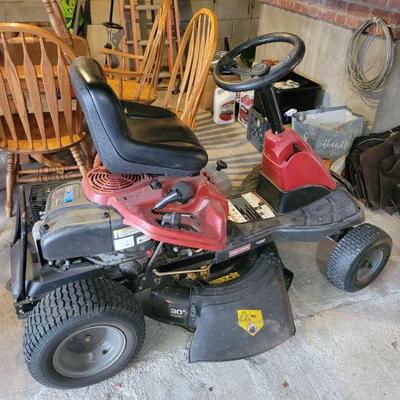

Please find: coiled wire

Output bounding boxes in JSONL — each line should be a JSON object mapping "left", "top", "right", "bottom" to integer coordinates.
{"left": 346, "top": 17, "right": 395, "bottom": 92}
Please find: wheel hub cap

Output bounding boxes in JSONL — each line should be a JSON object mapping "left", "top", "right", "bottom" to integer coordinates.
{"left": 53, "top": 325, "right": 126, "bottom": 378}
{"left": 356, "top": 249, "right": 384, "bottom": 284}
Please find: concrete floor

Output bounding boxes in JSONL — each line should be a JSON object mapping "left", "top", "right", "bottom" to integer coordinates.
{"left": 0, "top": 113, "right": 399, "bottom": 400}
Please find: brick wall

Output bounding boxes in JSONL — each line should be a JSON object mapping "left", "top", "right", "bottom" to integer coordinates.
{"left": 260, "top": 0, "right": 400, "bottom": 39}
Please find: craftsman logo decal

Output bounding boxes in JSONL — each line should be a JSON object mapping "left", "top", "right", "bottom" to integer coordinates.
{"left": 237, "top": 309, "right": 264, "bottom": 336}
{"left": 228, "top": 243, "right": 251, "bottom": 258}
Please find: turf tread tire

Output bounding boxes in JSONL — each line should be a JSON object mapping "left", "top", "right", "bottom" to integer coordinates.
{"left": 23, "top": 278, "right": 145, "bottom": 389}
{"left": 325, "top": 224, "right": 392, "bottom": 292}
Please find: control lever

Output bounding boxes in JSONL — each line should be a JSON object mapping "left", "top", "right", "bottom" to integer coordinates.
{"left": 152, "top": 182, "right": 194, "bottom": 211}
{"left": 161, "top": 212, "right": 181, "bottom": 227}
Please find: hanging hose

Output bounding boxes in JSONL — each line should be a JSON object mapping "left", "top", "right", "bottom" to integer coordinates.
{"left": 345, "top": 17, "right": 395, "bottom": 92}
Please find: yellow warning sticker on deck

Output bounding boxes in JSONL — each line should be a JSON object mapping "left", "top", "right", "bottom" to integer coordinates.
{"left": 237, "top": 309, "right": 264, "bottom": 336}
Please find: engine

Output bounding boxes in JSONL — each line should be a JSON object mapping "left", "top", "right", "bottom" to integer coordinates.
{"left": 32, "top": 182, "right": 154, "bottom": 270}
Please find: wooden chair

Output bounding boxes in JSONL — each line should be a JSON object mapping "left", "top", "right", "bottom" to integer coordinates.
{"left": 163, "top": 8, "right": 218, "bottom": 129}
{"left": 0, "top": 23, "right": 89, "bottom": 217}
{"left": 100, "top": 0, "right": 170, "bottom": 103}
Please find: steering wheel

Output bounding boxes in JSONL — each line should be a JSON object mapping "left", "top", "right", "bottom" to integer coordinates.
{"left": 214, "top": 33, "right": 305, "bottom": 92}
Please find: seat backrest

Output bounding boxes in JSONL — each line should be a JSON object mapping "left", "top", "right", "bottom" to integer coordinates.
{"left": 0, "top": 23, "right": 81, "bottom": 152}
{"left": 163, "top": 8, "right": 218, "bottom": 128}
{"left": 69, "top": 56, "right": 127, "bottom": 165}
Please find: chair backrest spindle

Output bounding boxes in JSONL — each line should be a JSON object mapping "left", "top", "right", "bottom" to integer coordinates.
{"left": 163, "top": 9, "right": 218, "bottom": 128}
{"left": 40, "top": 36, "right": 61, "bottom": 146}
{"left": 1, "top": 31, "right": 32, "bottom": 148}
{"left": 21, "top": 33, "right": 47, "bottom": 149}
{"left": 135, "top": 0, "right": 170, "bottom": 100}
{"left": 42, "top": 0, "right": 73, "bottom": 45}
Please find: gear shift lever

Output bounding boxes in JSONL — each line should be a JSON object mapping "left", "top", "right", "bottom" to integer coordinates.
{"left": 152, "top": 182, "right": 194, "bottom": 211}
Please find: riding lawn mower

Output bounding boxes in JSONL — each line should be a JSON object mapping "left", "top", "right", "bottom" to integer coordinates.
{"left": 9, "top": 33, "right": 392, "bottom": 388}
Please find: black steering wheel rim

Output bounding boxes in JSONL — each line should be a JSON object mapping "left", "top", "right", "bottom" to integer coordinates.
{"left": 213, "top": 32, "right": 305, "bottom": 92}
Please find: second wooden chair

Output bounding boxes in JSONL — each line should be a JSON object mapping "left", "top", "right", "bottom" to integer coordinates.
{"left": 163, "top": 8, "right": 218, "bottom": 129}
{"left": 101, "top": 0, "right": 170, "bottom": 103}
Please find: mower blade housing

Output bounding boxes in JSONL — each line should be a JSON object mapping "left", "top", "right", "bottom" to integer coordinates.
{"left": 189, "top": 245, "right": 294, "bottom": 362}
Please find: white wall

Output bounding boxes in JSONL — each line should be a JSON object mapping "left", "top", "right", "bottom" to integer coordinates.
{"left": 86, "top": 0, "right": 260, "bottom": 64}
{"left": 373, "top": 43, "right": 400, "bottom": 132}
{"left": 0, "top": 0, "right": 47, "bottom": 22}
{"left": 179, "top": 0, "right": 260, "bottom": 50}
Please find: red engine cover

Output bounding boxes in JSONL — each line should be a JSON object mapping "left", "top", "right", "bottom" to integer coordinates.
{"left": 82, "top": 168, "right": 229, "bottom": 251}
{"left": 261, "top": 127, "right": 336, "bottom": 191}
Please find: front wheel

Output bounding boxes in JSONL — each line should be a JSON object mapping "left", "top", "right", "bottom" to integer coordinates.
{"left": 324, "top": 224, "right": 392, "bottom": 292}
{"left": 24, "top": 279, "right": 145, "bottom": 389}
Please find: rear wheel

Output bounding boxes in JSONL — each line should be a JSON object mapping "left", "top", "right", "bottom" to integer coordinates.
{"left": 325, "top": 224, "right": 392, "bottom": 292}
{"left": 24, "top": 278, "right": 145, "bottom": 389}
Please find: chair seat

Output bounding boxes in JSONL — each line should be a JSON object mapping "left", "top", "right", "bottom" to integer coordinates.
{"left": 121, "top": 100, "right": 188, "bottom": 127}
{"left": 108, "top": 78, "right": 157, "bottom": 104}
{"left": 110, "top": 100, "right": 207, "bottom": 170}
{"left": 121, "top": 100, "right": 175, "bottom": 119}
{"left": 0, "top": 112, "right": 85, "bottom": 153}
{"left": 117, "top": 101, "right": 207, "bottom": 172}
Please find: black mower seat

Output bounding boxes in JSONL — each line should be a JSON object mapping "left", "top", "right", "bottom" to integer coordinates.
{"left": 70, "top": 57, "right": 208, "bottom": 176}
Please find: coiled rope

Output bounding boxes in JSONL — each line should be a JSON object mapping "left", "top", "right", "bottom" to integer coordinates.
{"left": 346, "top": 17, "right": 395, "bottom": 92}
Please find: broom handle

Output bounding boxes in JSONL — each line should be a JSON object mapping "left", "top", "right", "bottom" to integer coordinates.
{"left": 109, "top": 0, "right": 115, "bottom": 24}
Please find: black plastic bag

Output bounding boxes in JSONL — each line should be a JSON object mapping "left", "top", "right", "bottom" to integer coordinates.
{"left": 345, "top": 126, "right": 400, "bottom": 210}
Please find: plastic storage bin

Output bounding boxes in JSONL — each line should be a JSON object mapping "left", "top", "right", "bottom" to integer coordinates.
{"left": 292, "top": 106, "right": 364, "bottom": 161}
{"left": 254, "top": 72, "right": 322, "bottom": 119}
